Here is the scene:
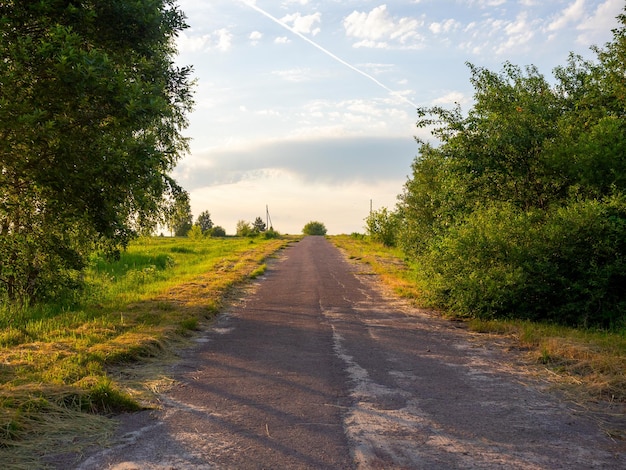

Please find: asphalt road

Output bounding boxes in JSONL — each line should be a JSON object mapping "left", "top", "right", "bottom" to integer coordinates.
{"left": 74, "top": 236, "right": 625, "bottom": 469}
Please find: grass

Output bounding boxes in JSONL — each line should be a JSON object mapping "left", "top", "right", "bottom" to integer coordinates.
{"left": 331, "top": 234, "right": 422, "bottom": 300}
{"left": 469, "top": 319, "right": 626, "bottom": 400}
{"left": 330, "top": 234, "right": 626, "bottom": 428}
{"left": 0, "top": 235, "right": 294, "bottom": 468}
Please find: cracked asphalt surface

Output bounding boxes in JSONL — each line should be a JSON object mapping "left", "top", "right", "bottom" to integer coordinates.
{"left": 73, "top": 236, "right": 625, "bottom": 469}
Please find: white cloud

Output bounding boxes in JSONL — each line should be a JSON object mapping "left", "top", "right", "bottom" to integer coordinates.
{"left": 429, "top": 19, "right": 460, "bottom": 34}
{"left": 249, "top": 30, "right": 263, "bottom": 46}
{"left": 431, "top": 91, "right": 470, "bottom": 106}
{"left": 274, "top": 36, "right": 291, "bottom": 44}
{"left": 343, "top": 5, "right": 424, "bottom": 49}
{"left": 576, "top": 0, "right": 623, "bottom": 45}
{"left": 215, "top": 28, "right": 233, "bottom": 51}
{"left": 360, "top": 63, "right": 395, "bottom": 75}
{"left": 176, "top": 28, "right": 234, "bottom": 53}
{"left": 497, "top": 12, "right": 536, "bottom": 53}
{"left": 547, "top": 0, "right": 586, "bottom": 32}
{"left": 467, "top": 0, "right": 506, "bottom": 6}
{"left": 272, "top": 67, "right": 314, "bottom": 82}
{"left": 280, "top": 12, "right": 322, "bottom": 36}
{"left": 282, "top": 0, "right": 310, "bottom": 5}
{"left": 460, "top": 11, "right": 538, "bottom": 56}
{"left": 176, "top": 32, "right": 211, "bottom": 53}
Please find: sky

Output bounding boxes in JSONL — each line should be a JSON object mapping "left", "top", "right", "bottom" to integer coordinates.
{"left": 171, "top": 0, "right": 623, "bottom": 235}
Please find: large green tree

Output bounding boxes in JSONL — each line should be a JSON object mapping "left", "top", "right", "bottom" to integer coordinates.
{"left": 0, "top": 1, "right": 194, "bottom": 302}
{"left": 397, "top": 9, "right": 626, "bottom": 327}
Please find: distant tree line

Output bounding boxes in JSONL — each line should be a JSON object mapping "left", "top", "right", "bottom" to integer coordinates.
{"left": 366, "top": 10, "right": 626, "bottom": 328}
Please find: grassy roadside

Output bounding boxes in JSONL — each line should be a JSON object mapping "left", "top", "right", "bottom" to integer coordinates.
{"left": 330, "top": 234, "right": 626, "bottom": 432}
{"left": 0, "top": 235, "right": 296, "bottom": 468}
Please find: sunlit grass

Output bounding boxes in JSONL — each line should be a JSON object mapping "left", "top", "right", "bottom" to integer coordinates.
{"left": 331, "top": 234, "right": 422, "bottom": 300}
{"left": 0, "top": 235, "right": 293, "bottom": 467}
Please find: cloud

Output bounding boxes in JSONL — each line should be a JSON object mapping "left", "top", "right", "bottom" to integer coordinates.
{"left": 343, "top": 5, "right": 424, "bottom": 49}
{"left": 429, "top": 19, "right": 460, "bottom": 35}
{"left": 249, "top": 30, "right": 263, "bottom": 45}
{"left": 547, "top": 0, "right": 586, "bottom": 32}
{"left": 215, "top": 28, "right": 233, "bottom": 51}
{"left": 576, "top": 0, "right": 623, "bottom": 45}
{"left": 359, "top": 63, "right": 395, "bottom": 75}
{"left": 495, "top": 12, "right": 536, "bottom": 54}
{"left": 280, "top": 12, "right": 322, "bottom": 35}
{"left": 176, "top": 28, "right": 233, "bottom": 53}
{"left": 272, "top": 67, "right": 315, "bottom": 82}
{"left": 175, "top": 136, "right": 417, "bottom": 190}
{"left": 459, "top": 11, "right": 540, "bottom": 56}
{"left": 431, "top": 91, "right": 470, "bottom": 106}
{"left": 468, "top": 0, "right": 506, "bottom": 6}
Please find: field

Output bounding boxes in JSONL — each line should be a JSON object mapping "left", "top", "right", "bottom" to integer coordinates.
{"left": 0, "top": 235, "right": 294, "bottom": 468}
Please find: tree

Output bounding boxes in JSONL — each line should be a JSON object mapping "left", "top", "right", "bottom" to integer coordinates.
{"left": 236, "top": 220, "right": 252, "bottom": 237}
{"left": 187, "top": 224, "right": 203, "bottom": 240}
{"left": 195, "top": 211, "right": 213, "bottom": 234}
{"left": 210, "top": 226, "right": 226, "bottom": 237}
{"left": 0, "top": 1, "right": 194, "bottom": 302}
{"left": 252, "top": 217, "right": 266, "bottom": 233}
{"left": 365, "top": 207, "right": 399, "bottom": 247}
{"left": 302, "top": 221, "right": 327, "bottom": 236}
{"left": 166, "top": 190, "right": 193, "bottom": 237}
{"left": 397, "top": 9, "right": 626, "bottom": 327}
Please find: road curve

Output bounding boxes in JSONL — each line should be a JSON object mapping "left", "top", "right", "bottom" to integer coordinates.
{"left": 74, "top": 236, "right": 625, "bottom": 469}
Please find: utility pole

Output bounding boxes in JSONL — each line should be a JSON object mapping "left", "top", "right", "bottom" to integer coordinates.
{"left": 266, "top": 205, "right": 273, "bottom": 230}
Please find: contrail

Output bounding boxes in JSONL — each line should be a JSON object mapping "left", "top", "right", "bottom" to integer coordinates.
{"left": 240, "top": 1, "right": 417, "bottom": 109}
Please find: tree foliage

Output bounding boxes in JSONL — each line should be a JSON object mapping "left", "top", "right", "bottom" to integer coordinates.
{"left": 365, "top": 207, "right": 399, "bottom": 247}
{"left": 209, "top": 226, "right": 226, "bottom": 237}
{"left": 394, "top": 10, "right": 626, "bottom": 328}
{"left": 252, "top": 217, "right": 266, "bottom": 233}
{"left": 166, "top": 190, "right": 193, "bottom": 237}
{"left": 302, "top": 221, "right": 327, "bottom": 236}
{"left": 187, "top": 224, "right": 204, "bottom": 240}
{"left": 236, "top": 220, "right": 252, "bottom": 237}
{"left": 0, "top": 0, "right": 194, "bottom": 302}
{"left": 195, "top": 211, "right": 213, "bottom": 234}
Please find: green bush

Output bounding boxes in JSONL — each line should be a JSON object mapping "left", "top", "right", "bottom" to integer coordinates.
{"left": 263, "top": 228, "right": 280, "bottom": 239}
{"left": 209, "top": 226, "right": 226, "bottom": 237}
{"left": 365, "top": 207, "right": 400, "bottom": 246}
{"left": 236, "top": 220, "right": 252, "bottom": 237}
{"left": 415, "top": 198, "right": 626, "bottom": 328}
{"left": 187, "top": 225, "right": 204, "bottom": 240}
{"left": 302, "top": 221, "right": 327, "bottom": 236}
